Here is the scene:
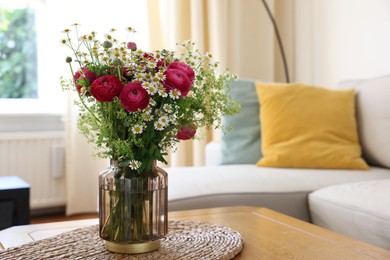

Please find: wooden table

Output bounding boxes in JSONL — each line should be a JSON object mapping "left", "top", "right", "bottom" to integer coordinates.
{"left": 1, "top": 206, "right": 389, "bottom": 259}
{"left": 171, "top": 206, "right": 390, "bottom": 259}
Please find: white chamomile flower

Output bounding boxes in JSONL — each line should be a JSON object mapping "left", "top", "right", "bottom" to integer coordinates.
{"left": 147, "top": 59, "right": 157, "bottom": 68}
{"left": 205, "top": 52, "right": 213, "bottom": 58}
{"left": 154, "top": 121, "right": 165, "bottom": 131}
{"left": 163, "top": 104, "right": 173, "bottom": 113}
{"left": 129, "top": 160, "right": 141, "bottom": 170}
{"left": 147, "top": 85, "right": 158, "bottom": 95}
{"left": 158, "top": 140, "right": 164, "bottom": 148}
{"left": 80, "top": 87, "right": 88, "bottom": 96}
{"left": 143, "top": 73, "right": 152, "bottom": 80}
{"left": 159, "top": 116, "right": 169, "bottom": 126}
{"left": 131, "top": 124, "right": 143, "bottom": 134}
{"left": 86, "top": 33, "right": 95, "bottom": 42}
{"left": 155, "top": 109, "right": 163, "bottom": 116}
{"left": 152, "top": 75, "right": 160, "bottom": 83}
{"left": 159, "top": 90, "right": 168, "bottom": 98}
{"left": 136, "top": 65, "right": 146, "bottom": 73}
{"left": 160, "top": 112, "right": 168, "bottom": 117}
{"left": 143, "top": 113, "right": 154, "bottom": 121}
{"left": 135, "top": 73, "right": 143, "bottom": 81}
{"left": 156, "top": 72, "right": 165, "bottom": 80}
{"left": 143, "top": 106, "right": 152, "bottom": 114}
{"left": 142, "top": 82, "right": 150, "bottom": 88}
{"left": 170, "top": 89, "right": 181, "bottom": 99}
{"left": 149, "top": 99, "right": 156, "bottom": 106}
{"left": 158, "top": 85, "right": 168, "bottom": 97}
{"left": 104, "top": 33, "right": 114, "bottom": 41}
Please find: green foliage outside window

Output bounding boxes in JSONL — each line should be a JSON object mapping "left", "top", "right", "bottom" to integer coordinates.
{"left": 0, "top": 8, "right": 38, "bottom": 98}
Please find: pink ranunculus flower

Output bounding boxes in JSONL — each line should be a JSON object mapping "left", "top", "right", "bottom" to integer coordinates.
{"left": 90, "top": 75, "right": 122, "bottom": 102}
{"left": 119, "top": 81, "right": 150, "bottom": 112}
{"left": 167, "top": 62, "right": 195, "bottom": 83}
{"left": 176, "top": 125, "right": 197, "bottom": 140}
{"left": 163, "top": 69, "right": 192, "bottom": 98}
{"left": 126, "top": 42, "right": 137, "bottom": 51}
{"left": 73, "top": 67, "right": 96, "bottom": 93}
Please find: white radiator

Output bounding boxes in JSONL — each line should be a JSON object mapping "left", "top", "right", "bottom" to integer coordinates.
{"left": 0, "top": 132, "right": 66, "bottom": 209}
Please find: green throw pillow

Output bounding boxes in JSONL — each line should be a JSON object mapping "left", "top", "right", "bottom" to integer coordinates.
{"left": 220, "top": 79, "right": 262, "bottom": 164}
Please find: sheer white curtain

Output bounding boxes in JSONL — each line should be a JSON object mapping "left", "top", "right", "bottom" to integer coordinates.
{"left": 147, "top": 0, "right": 278, "bottom": 167}
{"left": 45, "top": 0, "right": 149, "bottom": 215}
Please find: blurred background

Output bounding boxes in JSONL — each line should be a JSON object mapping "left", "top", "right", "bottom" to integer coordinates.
{"left": 1, "top": 0, "right": 389, "bottom": 216}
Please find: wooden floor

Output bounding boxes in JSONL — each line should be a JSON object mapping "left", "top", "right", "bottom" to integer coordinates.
{"left": 30, "top": 213, "right": 98, "bottom": 224}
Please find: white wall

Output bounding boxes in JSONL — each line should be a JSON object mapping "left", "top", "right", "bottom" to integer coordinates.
{"left": 294, "top": 0, "right": 390, "bottom": 87}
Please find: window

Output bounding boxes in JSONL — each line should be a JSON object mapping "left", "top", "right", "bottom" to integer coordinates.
{"left": 0, "top": 5, "right": 37, "bottom": 99}
{"left": 0, "top": 0, "right": 52, "bottom": 114}
{"left": 0, "top": 0, "right": 67, "bottom": 114}
{"left": 0, "top": 0, "right": 149, "bottom": 115}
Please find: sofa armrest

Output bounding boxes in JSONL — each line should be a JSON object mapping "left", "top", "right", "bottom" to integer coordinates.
{"left": 205, "top": 142, "right": 221, "bottom": 166}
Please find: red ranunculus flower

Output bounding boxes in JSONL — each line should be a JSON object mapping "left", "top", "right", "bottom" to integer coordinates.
{"left": 177, "top": 125, "right": 197, "bottom": 140}
{"left": 73, "top": 67, "right": 96, "bottom": 93}
{"left": 163, "top": 68, "right": 192, "bottom": 98}
{"left": 119, "top": 81, "right": 150, "bottom": 112}
{"left": 167, "top": 62, "right": 195, "bottom": 83}
{"left": 90, "top": 75, "right": 122, "bottom": 102}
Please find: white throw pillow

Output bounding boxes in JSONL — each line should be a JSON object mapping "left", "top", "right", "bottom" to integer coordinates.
{"left": 336, "top": 75, "right": 390, "bottom": 168}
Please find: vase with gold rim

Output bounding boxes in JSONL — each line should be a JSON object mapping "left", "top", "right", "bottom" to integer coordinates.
{"left": 98, "top": 160, "right": 168, "bottom": 254}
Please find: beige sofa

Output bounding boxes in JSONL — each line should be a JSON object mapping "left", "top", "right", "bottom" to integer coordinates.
{"left": 166, "top": 75, "right": 390, "bottom": 249}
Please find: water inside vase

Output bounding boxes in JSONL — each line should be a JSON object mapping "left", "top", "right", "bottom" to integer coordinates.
{"left": 99, "top": 186, "right": 167, "bottom": 243}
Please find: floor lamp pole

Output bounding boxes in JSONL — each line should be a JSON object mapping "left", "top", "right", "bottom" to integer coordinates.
{"left": 261, "top": 0, "right": 290, "bottom": 83}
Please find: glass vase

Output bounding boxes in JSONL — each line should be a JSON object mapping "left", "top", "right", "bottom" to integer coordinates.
{"left": 98, "top": 160, "right": 168, "bottom": 254}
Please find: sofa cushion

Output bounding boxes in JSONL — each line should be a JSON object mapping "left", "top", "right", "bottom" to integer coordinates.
{"left": 309, "top": 180, "right": 390, "bottom": 249}
{"left": 255, "top": 83, "right": 368, "bottom": 170}
{"left": 167, "top": 164, "right": 390, "bottom": 221}
{"left": 220, "top": 79, "right": 262, "bottom": 164}
{"left": 336, "top": 75, "right": 390, "bottom": 168}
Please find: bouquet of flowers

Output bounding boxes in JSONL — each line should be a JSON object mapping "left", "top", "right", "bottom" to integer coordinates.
{"left": 61, "top": 24, "right": 239, "bottom": 172}
{"left": 60, "top": 24, "right": 239, "bottom": 250}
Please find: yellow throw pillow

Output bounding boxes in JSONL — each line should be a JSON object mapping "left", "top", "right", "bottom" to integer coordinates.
{"left": 256, "top": 83, "right": 368, "bottom": 170}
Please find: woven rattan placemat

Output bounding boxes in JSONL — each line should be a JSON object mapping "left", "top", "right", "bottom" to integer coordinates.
{"left": 0, "top": 220, "right": 244, "bottom": 259}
